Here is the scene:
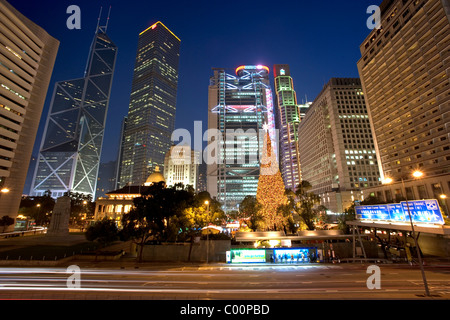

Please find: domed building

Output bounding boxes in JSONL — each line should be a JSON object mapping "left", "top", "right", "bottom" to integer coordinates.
{"left": 94, "top": 167, "right": 166, "bottom": 224}
{"left": 144, "top": 166, "right": 165, "bottom": 186}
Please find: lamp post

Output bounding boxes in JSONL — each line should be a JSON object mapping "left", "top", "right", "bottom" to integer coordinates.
{"left": 205, "top": 200, "right": 210, "bottom": 264}
{"left": 385, "top": 170, "right": 430, "bottom": 297}
{"left": 439, "top": 194, "right": 448, "bottom": 218}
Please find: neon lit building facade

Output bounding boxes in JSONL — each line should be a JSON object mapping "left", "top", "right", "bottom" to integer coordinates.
{"left": 119, "top": 22, "right": 181, "bottom": 188}
{"left": 31, "top": 22, "right": 116, "bottom": 199}
{"left": 207, "top": 65, "right": 277, "bottom": 212}
{"left": 273, "top": 65, "right": 302, "bottom": 191}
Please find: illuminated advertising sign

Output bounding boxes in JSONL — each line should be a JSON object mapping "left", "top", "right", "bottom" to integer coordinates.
{"left": 273, "top": 248, "right": 312, "bottom": 263}
{"left": 230, "top": 249, "right": 266, "bottom": 264}
{"left": 356, "top": 199, "right": 444, "bottom": 225}
{"left": 236, "top": 65, "right": 270, "bottom": 75}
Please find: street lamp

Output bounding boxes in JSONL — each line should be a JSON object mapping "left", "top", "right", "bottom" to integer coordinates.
{"left": 386, "top": 170, "right": 430, "bottom": 296}
{"left": 412, "top": 170, "right": 424, "bottom": 179}
{"left": 439, "top": 194, "right": 448, "bottom": 218}
{"left": 205, "top": 200, "right": 210, "bottom": 264}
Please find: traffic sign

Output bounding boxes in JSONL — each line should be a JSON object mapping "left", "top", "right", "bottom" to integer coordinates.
{"left": 356, "top": 199, "right": 445, "bottom": 225}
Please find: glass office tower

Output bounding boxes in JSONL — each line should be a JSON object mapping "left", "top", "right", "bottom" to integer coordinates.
{"left": 207, "top": 65, "right": 277, "bottom": 212}
{"left": 273, "top": 64, "right": 302, "bottom": 191}
{"left": 119, "top": 21, "right": 181, "bottom": 187}
{"left": 31, "top": 24, "right": 117, "bottom": 198}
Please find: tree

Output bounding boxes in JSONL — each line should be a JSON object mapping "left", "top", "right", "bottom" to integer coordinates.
{"left": 64, "top": 191, "right": 95, "bottom": 227}
{"left": 278, "top": 190, "right": 301, "bottom": 234}
{"left": 85, "top": 218, "right": 119, "bottom": 248}
{"left": 239, "top": 196, "right": 263, "bottom": 231}
{"left": 120, "top": 196, "right": 156, "bottom": 263}
{"left": 19, "top": 191, "right": 55, "bottom": 225}
{"left": 120, "top": 182, "right": 196, "bottom": 262}
{"left": 256, "top": 132, "right": 288, "bottom": 231}
{"left": 0, "top": 216, "right": 14, "bottom": 233}
{"left": 290, "top": 181, "right": 327, "bottom": 231}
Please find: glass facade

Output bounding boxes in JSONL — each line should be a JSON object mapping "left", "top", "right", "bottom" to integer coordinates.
{"left": 119, "top": 22, "right": 181, "bottom": 187}
{"left": 31, "top": 29, "right": 117, "bottom": 198}
{"left": 273, "top": 65, "right": 302, "bottom": 191}
{"left": 207, "top": 66, "right": 277, "bottom": 212}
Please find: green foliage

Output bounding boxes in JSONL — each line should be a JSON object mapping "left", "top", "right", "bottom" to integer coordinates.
{"left": 19, "top": 190, "right": 55, "bottom": 225}
{"left": 0, "top": 216, "right": 15, "bottom": 232}
{"left": 338, "top": 206, "right": 356, "bottom": 234}
{"left": 85, "top": 218, "right": 118, "bottom": 247}
{"left": 64, "top": 191, "right": 96, "bottom": 223}
{"left": 239, "top": 196, "right": 263, "bottom": 231}
{"left": 171, "top": 192, "right": 226, "bottom": 242}
{"left": 119, "top": 183, "right": 227, "bottom": 261}
{"left": 283, "top": 181, "right": 327, "bottom": 231}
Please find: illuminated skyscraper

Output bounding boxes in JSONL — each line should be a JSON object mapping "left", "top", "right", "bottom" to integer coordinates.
{"left": 31, "top": 20, "right": 117, "bottom": 198}
{"left": 298, "top": 78, "right": 380, "bottom": 213}
{"left": 273, "top": 64, "right": 302, "bottom": 191}
{"left": 119, "top": 21, "right": 181, "bottom": 187}
{"left": 207, "top": 65, "right": 277, "bottom": 212}
{"left": 0, "top": 0, "right": 59, "bottom": 227}
{"left": 163, "top": 145, "right": 199, "bottom": 189}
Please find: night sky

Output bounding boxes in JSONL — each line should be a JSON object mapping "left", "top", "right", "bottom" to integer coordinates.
{"left": 9, "top": 0, "right": 378, "bottom": 185}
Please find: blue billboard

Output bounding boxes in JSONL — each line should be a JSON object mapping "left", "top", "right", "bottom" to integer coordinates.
{"left": 356, "top": 199, "right": 444, "bottom": 225}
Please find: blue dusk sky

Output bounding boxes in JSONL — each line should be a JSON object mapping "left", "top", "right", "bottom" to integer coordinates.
{"left": 8, "top": 0, "right": 378, "bottom": 165}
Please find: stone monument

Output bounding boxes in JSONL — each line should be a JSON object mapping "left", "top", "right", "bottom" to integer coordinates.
{"left": 46, "top": 196, "right": 71, "bottom": 237}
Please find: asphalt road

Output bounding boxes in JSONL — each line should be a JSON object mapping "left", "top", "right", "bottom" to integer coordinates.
{"left": 0, "top": 262, "right": 449, "bottom": 301}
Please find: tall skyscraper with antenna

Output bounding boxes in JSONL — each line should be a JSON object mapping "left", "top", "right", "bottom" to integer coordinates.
{"left": 31, "top": 10, "right": 117, "bottom": 199}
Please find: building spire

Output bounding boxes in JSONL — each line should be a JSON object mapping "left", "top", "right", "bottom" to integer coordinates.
{"left": 105, "top": 6, "right": 112, "bottom": 32}
{"left": 96, "top": 7, "right": 103, "bottom": 33}
{"left": 95, "top": 6, "right": 112, "bottom": 33}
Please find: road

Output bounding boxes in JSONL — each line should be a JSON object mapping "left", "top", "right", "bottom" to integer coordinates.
{"left": 0, "top": 262, "right": 449, "bottom": 301}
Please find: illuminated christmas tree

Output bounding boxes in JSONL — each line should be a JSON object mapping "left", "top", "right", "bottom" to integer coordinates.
{"left": 256, "top": 130, "right": 288, "bottom": 231}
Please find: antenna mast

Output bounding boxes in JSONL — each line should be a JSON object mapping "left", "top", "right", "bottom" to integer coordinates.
{"left": 96, "top": 7, "right": 103, "bottom": 33}
{"left": 105, "top": 6, "right": 112, "bottom": 32}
